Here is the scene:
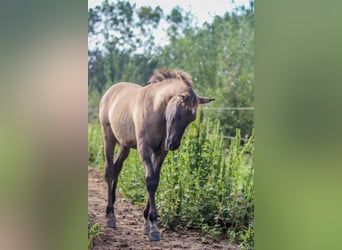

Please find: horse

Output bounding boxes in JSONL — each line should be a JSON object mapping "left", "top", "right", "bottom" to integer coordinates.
{"left": 99, "top": 68, "right": 214, "bottom": 241}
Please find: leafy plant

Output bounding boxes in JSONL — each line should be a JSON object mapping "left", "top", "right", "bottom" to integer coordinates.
{"left": 88, "top": 123, "right": 104, "bottom": 168}
{"left": 240, "top": 222, "right": 254, "bottom": 250}
{"left": 88, "top": 223, "right": 101, "bottom": 250}
{"left": 88, "top": 110, "right": 254, "bottom": 244}
{"left": 156, "top": 110, "right": 254, "bottom": 243}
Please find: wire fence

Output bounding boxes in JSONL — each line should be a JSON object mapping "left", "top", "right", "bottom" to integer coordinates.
{"left": 88, "top": 107, "right": 254, "bottom": 141}
{"left": 204, "top": 107, "right": 255, "bottom": 111}
{"left": 204, "top": 107, "right": 254, "bottom": 141}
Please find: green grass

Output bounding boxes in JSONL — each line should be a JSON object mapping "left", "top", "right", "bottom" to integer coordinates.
{"left": 88, "top": 111, "right": 254, "bottom": 248}
{"left": 88, "top": 223, "right": 101, "bottom": 250}
{"left": 88, "top": 123, "right": 104, "bottom": 168}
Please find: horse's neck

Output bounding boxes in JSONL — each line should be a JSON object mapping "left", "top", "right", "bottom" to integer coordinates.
{"left": 150, "top": 82, "right": 185, "bottom": 112}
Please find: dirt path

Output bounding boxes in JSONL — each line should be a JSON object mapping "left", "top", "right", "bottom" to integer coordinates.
{"left": 88, "top": 167, "right": 239, "bottom": 250}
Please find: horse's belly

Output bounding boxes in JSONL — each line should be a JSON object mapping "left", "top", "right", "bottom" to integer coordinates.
{"left": 116, "top": 137, "right": 137, "bottom": 148}
{"left": 109, "top": 109, "right": 137, "bottom": 148}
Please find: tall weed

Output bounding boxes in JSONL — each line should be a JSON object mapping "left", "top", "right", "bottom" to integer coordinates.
{"left": 157, "top": 110, "right": 254, "bottom": 246}
{"left": 88, "top": 123, "right": 104, "bottom": 168}
{"left": 87, "top": 110, "right": 254, "bottom": 246}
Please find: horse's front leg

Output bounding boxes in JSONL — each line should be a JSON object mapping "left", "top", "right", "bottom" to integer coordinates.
{"left": 145, "top": 169, "right": 160, "bottom": 241}
{"left": 143, "top": 197, "right": 150, "bottom": 235}
{"left": 140, "top": 145, "right": 168, "bottom": 241}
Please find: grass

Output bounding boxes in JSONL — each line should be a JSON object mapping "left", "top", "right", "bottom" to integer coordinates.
{"left": 88, "top": 110, "right": 254, "bottom": 248}
{"left": 88, "top": 223, "right": 101, "bottom": 250}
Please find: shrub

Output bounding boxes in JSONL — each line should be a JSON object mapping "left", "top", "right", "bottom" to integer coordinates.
{"left": 87, "top": 110, "right": 254, "bottom": 244}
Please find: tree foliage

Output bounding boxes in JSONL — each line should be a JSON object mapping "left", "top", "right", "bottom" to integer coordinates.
{"left": 88, "top": 0, "right": 254, "bottom": 138}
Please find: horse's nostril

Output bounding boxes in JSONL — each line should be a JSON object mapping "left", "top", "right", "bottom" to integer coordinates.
{"left": 168, "top": 142, "right": 180, "bottom": 151}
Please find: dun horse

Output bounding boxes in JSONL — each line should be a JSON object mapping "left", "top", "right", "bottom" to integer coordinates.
{"left": 99, "top": 68, "right": 214, "bottom": 241}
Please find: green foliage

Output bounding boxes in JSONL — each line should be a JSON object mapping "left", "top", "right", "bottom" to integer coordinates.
{"left": 117, "top": 149, "right": 146, "bottom": 204}
{"left": 88, "top": 112, "right": 254, "bottom": 244}
{"left": 88, "top": 1, "right": 254, "bottom": 139}
{"left": 156, "top": 111, "right": 254, "bottom": 244}
{"left": 88, "top": 223, "right": 101, "bottom": 250}
{"left": 240, "top": 222, "right": 254, "bottom": 249}
{"left": 90, "top": 0, "right": 162, "bottom": 52}
{"left": 158, "top": 8, "right": 254, "bottom": 137}
{"left": 88, "top": 123, "right": 104, "bottom": 168}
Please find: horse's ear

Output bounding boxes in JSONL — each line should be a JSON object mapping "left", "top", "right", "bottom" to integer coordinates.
{"left": 198, "top": 96, "right": 215, "bottom": 104}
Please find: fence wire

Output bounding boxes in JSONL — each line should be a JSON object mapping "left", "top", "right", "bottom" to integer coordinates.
{"left": 89, "top": 107, "right": 254, "bottom": 141}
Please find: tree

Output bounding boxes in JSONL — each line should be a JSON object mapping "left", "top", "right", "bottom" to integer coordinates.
{"left": 88, "top": 1, "right": 254, "bottom": 139}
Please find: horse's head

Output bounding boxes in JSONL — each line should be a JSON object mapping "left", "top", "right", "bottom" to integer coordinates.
{"left": 165, "top": 90, "right": 214, "bottom": 151}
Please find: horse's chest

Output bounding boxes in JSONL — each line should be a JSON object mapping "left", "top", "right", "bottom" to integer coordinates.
{"left": 142, "top": 128, "right": 165, "bottom": 150}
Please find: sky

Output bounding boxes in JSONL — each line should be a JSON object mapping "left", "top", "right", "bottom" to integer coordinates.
{"left": 88, "top": 0, "right": 252, "bottom": 25}
{"left": 88, "top": 0, "right": 252, "bottom": 49}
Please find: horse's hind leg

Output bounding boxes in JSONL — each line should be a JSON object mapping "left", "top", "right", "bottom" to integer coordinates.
{"left": 111, "top": 146, "right": 130, "bottom": 208}
{"left": 101, "top": 124, "right": 117, "bottom": 227}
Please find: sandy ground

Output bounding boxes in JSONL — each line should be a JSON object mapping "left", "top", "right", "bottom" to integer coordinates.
{"left": 88, "top": 167, "right": 239, "bottom": 250}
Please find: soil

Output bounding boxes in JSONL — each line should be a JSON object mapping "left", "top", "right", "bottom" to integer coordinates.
{"left": 88, "top": 167, "right": 239, "bottom": 250}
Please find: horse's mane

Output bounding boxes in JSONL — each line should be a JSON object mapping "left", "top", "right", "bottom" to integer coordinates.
{"left": 147, "top": 68, "right": 193, "bottom": 87}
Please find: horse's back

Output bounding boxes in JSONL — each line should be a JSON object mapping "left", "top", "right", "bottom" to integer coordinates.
{"left": 99, "top": 82, "right": 140, "bottom": 121}
{"left": 99, "top": 82, "right": 141, "bottom": 147}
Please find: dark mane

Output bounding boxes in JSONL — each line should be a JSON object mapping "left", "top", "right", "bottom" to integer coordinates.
{"left": 148, "top": 68, "right": 193, "bottom": 87}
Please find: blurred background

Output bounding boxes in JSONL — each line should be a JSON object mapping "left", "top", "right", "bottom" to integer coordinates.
{"left": 87, "top": 1, "right": 255, "bottom": 248}
{"left": 88, "top": 0, "right": 254, "bottom": 139}
{"left": 0, "top": 0, "right": 341, "bottom": 249}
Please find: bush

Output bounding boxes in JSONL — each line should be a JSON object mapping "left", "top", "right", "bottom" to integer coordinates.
{"left": 87, "top": 110, "right": 254, "bottom": 244}
{"left": 156, "top": 110, "right": 254, "bottom": 244}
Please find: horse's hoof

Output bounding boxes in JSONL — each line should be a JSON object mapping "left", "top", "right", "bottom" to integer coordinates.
{"left": 107, "top": 218, "right": 116, "bottom": 228}
{"left": 149, "top": 232, "right": 160, "bottom": 241}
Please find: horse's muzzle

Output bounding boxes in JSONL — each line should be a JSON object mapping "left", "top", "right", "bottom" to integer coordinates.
{"left": 165, "top": 140, "right": 180, "bottom": 151}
